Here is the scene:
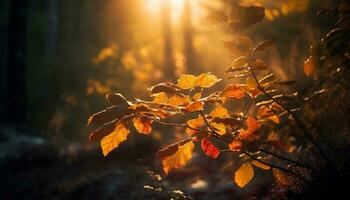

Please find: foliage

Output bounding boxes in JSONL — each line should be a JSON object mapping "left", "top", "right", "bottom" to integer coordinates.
{"left": 86, "top": 2, "right": 338, "bottom": 191}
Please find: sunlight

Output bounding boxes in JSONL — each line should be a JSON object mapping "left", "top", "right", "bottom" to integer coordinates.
{"left": 144, "top": 0, "right": 186, "bottom": 21}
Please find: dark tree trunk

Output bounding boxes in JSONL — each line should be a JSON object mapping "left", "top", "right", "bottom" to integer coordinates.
{"left": 161, "top": 0, "right": 176, "bottom": 81}
{"left": 44, "top": 0, "right": 58, "bottom": 57}
{"left": 6, "top": 0, "right": 28, "bottom": 124}
{"left": 182, "top": 0, "right": 197, "bottom": 74}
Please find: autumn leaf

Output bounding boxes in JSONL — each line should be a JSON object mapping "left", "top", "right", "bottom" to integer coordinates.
{"left": 106, "top": 93, "right": 131, "bottom": 106}
{"left": 185, "top": 101, "right": 204, "bottom": 112}
{"left": 133, "top": 116, "right": 153, "bottom": 135}
{"left": 201, "top": 138, "right": 220, "bottom": 158}
{"left": 258, "top": 106, "right": 280, "bottom": 124}
{"left": 158, "top": 139, "right": 195, "bottom": 175}
{"left": 251, "top": 160, "right": 271, "bottom": 170}
{"left": 246, "top": 77, "right": 258, "bottom": 89}
{"left": 222, "top": 84, "right": 245, "bottom": 99}
{"left": 177, "top": 73, "right": 221, "bottom": 89}
{"left": 186, "top": 116, "right": 204, "bottom": 135}
{"left": 177, "top": 74, "right": 198, "bottom": 89}
{"left": 240, "top": 117, "right": 261, "bottom": 140}
{"left": 152, "top": 92, "right": 168, "bottom": 104}
{"left": 304, "top": 56, "right": 316, "bottom": 77}
{"left": 229, "top": 139, "right": 242, "bottom": 151}
{"left": 230, "top": 56, "right": 248, "bottom": 69}
{"left": 253, "top": 40, "right": 275, "bottom": 53}
{"left": 209, "top": 105, "right": 229, "bottom": 118}
{"left": 101, "top": 122, "right": 130, "bottom": 156}
{"left": 149, "top": 82, "right": 180, "bottom": 95}
{"left": 211, "top": 122, "right": 226, "bottom": 135}
{"left": 192, "top": 92, "right": 202, "bottom": 100}
{"left": 196, "top": 73, "right": 222, "bottom": 88}
{"left": 167, "top": 95, "right": 190, "bottom": 107}
{"left": 234, "top": 162, "right": 254, "bottom": 188}
{"left": 250, "top": 59, "right": 268, "bottom": 70}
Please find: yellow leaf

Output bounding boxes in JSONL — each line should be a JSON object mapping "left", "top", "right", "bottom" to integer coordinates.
{"left": 177, "top": 74, "right": 198, "bottom": 89}
{"left": 177, "top": 73, "right": 221, "bottom": 89}
{"left": 161, "top": 140, "right": 195, "bottom": 175}
{"left": 153, "top": 92, "right": 168, "bottom": 104}
{"left": 246, "top": 77, "right": 257, "bottom": 89}
{"left": 304, "top": 56, "right": 315, "bottom": 77}
{"left": 251, "top": 160, "right": 271, "bottom": 170}
{"left": 210, "top": 105, "right": 229, "bottom": 118}
{"left": 192, "top": 92, "right": 202, "bottom": 100}
{"left": 133, "top": 117, "right": 153, "bottom": 135}
{"left": 234, "top": 162, "right": 254, "bottom": 188}
{"left": 258, "top": 106, "right": 280, "bottom": 124}
{"left": 195, "top": 73, "right": 221, "bottom": 88}
{"left": 168, "top": 95, "right": 189, "bottom": 107}
{"left": 211, "top": 122, "right": 226, "bottom": 135}
{"left": 101, "top": 122, "right": 130, "bottom": 156}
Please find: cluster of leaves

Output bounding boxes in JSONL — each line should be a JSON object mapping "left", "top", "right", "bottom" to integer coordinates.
{"left": 87, "top": 3, "right": 314, "bottom": 189}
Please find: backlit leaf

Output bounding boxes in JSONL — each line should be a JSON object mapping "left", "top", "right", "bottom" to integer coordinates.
{"left": 240, "top": 117, "right": 261, "bottom": 140}
{"left": 195, "top": 73, "right": 222, "bottom": 88}
{"left": 211, "top": 122, "right": 226, "bottom": 135}
{"left": 159, "top": 139, "right": 195, "bottom": 175}
{"left": 192, "top": 92, "right": 202, "bottom": 101}
{"left": 186, "top": 116, "right": 204, "bottom": 135}
{"left": 177, "top": 73, "right": 221, "bottom": 89}
{"left": 253, "top": 40, "right": 275, "bottom": 53}
{"left": 153, "top": 92, "right": 168, "bottom": 104}
{"left": 222, "top": 84, "right": 245, "bottom": 99}
{"left": 234, "top": 162, "right": 254, "bottom": 188}
{"left": 304, "top": 56, "right": 316, "bottom": 77}
{"left": 251, "top": 160, "right": 271, "bottom": 170}
{"left": 101, "top": 122, "right": 130, "bottom": 156}
{"left": 201, "top": 138, "right": 220, "bottom": 158}
{"left": 168, "top": 95, "right": 190, "bottom": 107}
{"left": 133, "top": 116, "right": 153, "bottom": 135}
{"left": 250, "top": 59, "right": 268, "bottom": 70}
{"left": 106, "top": 93, "right": 130, "bottom": 106}
{"left": 246, "top": 77, "right": 258, "bottom": 89}
{"left": 210, "top": 105, "right": 229, "bottom": 118}
{"left": 229, "top": 139, "right": 242, "bottom": 151}
{"left": 185, "top": 101, "right": 204, "bottom": 112}
{"left": 258, "top": 106, "right": 280, "bottom": 124}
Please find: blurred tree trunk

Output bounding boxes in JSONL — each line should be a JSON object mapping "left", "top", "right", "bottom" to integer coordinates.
{"left": 44, "top": 0, "right": 58, "bottom": 57}
{"left": 161, "top": 0, "right": 176, "bottom": 81}
{"left": 183, "top": 0, "right": 198, "bottom": 74}
{"left": 6, "top": 0, "right": 28, "bottom": 124}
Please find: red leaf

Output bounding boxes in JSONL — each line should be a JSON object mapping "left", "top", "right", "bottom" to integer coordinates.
{"left": 201, "top": 138, "right": 220, "bottom": 158}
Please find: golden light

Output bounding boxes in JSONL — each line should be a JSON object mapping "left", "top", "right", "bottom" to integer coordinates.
{"left": 143, "top": 0, "right": 186, "bottom": 21}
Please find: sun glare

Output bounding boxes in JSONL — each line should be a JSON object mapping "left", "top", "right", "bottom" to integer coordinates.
{"left": 144, "top": 0, "right": 186, "bottom": 20}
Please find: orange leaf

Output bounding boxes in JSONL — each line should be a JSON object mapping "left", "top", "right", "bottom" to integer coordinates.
{"left": 133, "top": 117, "right": 153, "bottom": 135}
{"left": 101, "top": 122, "right": 130, "bottom": 156}
{"left": 159, "top": 139, "right": 195, "bottom": 175}
{"left": 185, "top": 101, "right": 204, "bottom": 112}
{"left": 304, "top": 56, "right": 316, "bottom": 77}
{"left": 251, "top": 160, "right": 271, "bottom": 170}
{"left": 201, "top": 138, "right": 220, "bottom": 158}
{"left": 192, "top": 92, "right": 202, "bottom": 100}
{"left": 222, "top": 84, "right": 245, "bottom": 99}
{"left": 246, "top": 77, "right": 258, "bottom": 89}
{"left": 195, "top": 73, "right": 222, "bottom": 88}
{"left": 177, "top": 74, "right": 198, "bottom": 89}
{"left": 234, "top": 162, "right": 254, "bottom": 188}
{"left": 240, "top": 117, "right": 261, "bottom": 140}
{"left": 229, "top": 139, "right": 242, "bottom": 151}
{"left": 167, "top": 95, "right": 189, "bottom": 107}
{"left": 186, "top": 116, "right": 204, "bottom": 135}
{"left": 258, "top": 106, "right": 280, "bottom": 124}
{"left": 152, "top": 92, "right": 168, "bottom": 104}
